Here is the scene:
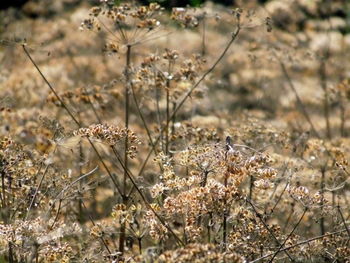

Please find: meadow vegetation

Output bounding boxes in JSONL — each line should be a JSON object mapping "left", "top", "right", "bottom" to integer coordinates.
{"left": 0, "top": 0, "right": 350, "bottom": 262}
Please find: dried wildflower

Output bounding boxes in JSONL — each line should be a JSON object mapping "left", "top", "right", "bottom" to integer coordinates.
{"left": 144, "top": 209, "right": 168, "bottom": 241}
{"left": 111, "top": 203, "right": 131, "bottom": 224}
{"left": 90, "top": 224, "right": 103, "bottom": 238}
{"left": 287, "top": 184, "right": 325, "bottom": 206}
{"left": 82, "top": 2, "right": 163, "bottom": 46}
{"left": 3, "top": 1, "right": 350, "bottom": 262}
{"left": 265, "top": 16, "right": 272, "bottom": 32}
{"left": 80, "top": 18, "right": 100, "bottom": 31}
{"left": 171, "top": 8, "right": 199, "bottom": 28}
{"left": 163, "top": 49, "right": 179, "bottom": 61}
{"left": 103, "top": 42, "right": 119, "bottom": 54}
{"left": 158, "top": 243, "right": 243, "bottom": 262}
{"left": 73, "top": 123, "right": 139, "bottom": 158}
{"left": 254, "top": 178, "right": 273, "bottom": 189}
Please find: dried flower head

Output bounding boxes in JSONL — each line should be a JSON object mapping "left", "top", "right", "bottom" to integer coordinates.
{"left": 73, "top": 123, "right": 140, "bottom": 158}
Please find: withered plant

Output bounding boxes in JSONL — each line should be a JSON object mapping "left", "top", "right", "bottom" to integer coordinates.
{"left": 0, "top": 0, "right": 349, "bottom": 262}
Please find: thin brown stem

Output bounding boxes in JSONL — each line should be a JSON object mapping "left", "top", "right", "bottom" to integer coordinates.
{"left": 320, "top": 165, "right": 326, "bottom": 235}
{"left": 8, "top": 241, "right": 14, "bottom": 263}
{"left": 119, "top": 44, "right": 132, "bottom": 254}
{"left": 339, "top": 97, "right": 346, "bottom": 137}
{"left": 279, "top": 61, "right": 320, "bottom": 138}
{"left": 25, "top": 164, "right": 50, "bottom": 220}
{"left": 222, "top": 171, "right": 228, "bottom": 250}
{"left": 268, "top": 207, "right": 307, "bottom": 262}
{"left": 81, "top": 200, "right": 112, "bottom": 255}
{"left": 130, "top": 81, "right": 156, "bottom": 152}
{"left": 250, "top": 229, "right": 348, "bottom": 263}
{"left": 165, "top": 62, "right": 171, "bottom": 155}
{"left": 50, "top": 199, "right": 62, "bottom": 229}
{"left": 337, "top": 205, "right": 350, "bottom": 239}
{"left": 268, "top": 166, "right": 289, "bottom": 215}
{"left": 1, "top": 162, "right": 6, "bottom": 211}
{"left": 138, "top": 237, "right": 142, "bottom": 254}
{"left": 319, "top": 58, "right": 331, "bottom": 139}
{"left": 112, "top": 146, "right": 184, "bottom": 246}
{"left": 201, "top": 13, "right": 206, "bottom": 56}
{"left": 78, "top": 139, "right": 84, "bottom": 223}
{"left": 249, "top": 175, "right": 254, "bottom": 201}
{"left": 136, "top": 25, "right": 241, "bottom": 178}
{"left": 83, "top": 86, "right": 102, "bottom": 123}
{"left": 23, "top": 45, "right": 123, "bottom": 196}
{"left": 246, "top": 198, "right": 294, "bottom": 262}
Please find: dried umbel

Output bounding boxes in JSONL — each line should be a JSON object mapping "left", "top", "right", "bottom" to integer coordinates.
{"left": 287, "top": 184, "right": 327, "bottom": 207}
{"left": 171, "top": 121, "right": 220, "bottom": 144}
{"left": 0, "top": 218, "right": 77, "bottom": 262}
{"left": 133, "top": 50, "right": 206, "bottom": 101}
{"left": 179, "top": 143, "right": 225, "bottom": 177}
{"left": 163, "top": 178, "right": 229, "bottom": 216}
{"left": 158, "top": 243, "right": 244, "bottom": 263}
{"left": 73, "top": 123, "right": 140, "bottom": 158}
{"left": 171, "top": 7, "right": 199, "bottom": 28}
{"left": 144, "top": 204, "right": 168, "bottom": 241}
{"left": 0, "top": 137, "right": 44, "bottom": 217}
{"left": 3, "top": 0, "right": 350, "bottom": 261}
{"left": 47, "top": 86, "right": 107, "bottom": 106}
{"left": 80, "top": 2, "right": 163, "bottom": 47}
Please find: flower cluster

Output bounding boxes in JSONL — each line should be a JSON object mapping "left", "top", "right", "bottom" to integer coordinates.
{"left": 171, "top": 7, "right": 199, "bottom": 28}
{"left": 73, "top": 123, "right": 140, "bottom": 158}
{"left": 80, "top": 2, "right": 163, "bottom": 48}
{"left": 144, "top": 204, "right": 168, "bottom": 241}
{"left": 0, "top": 219, "right": 77, "bottom": 262}
{"left": 134, "top": 50, "right": 206, "bottom": 101}
{"left": 287, "top": 184, "right": 326, "bottom": 207}
{"left": 158, "top": 243, "right": 243, "bottom": 263}
{"left": 1, "top": 0, "right": 350, "bottom": 262}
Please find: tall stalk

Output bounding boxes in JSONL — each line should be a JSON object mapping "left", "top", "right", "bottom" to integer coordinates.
{"left": 222, "top": 171, "right": 228, "bottom": 250}
{"left": 268, "top": 207, "right": 307, "bottom": 263}
{"left": 22, "top": 45, "right": 123, "bottom": 197}
{"left": 319, "top": 58, "right": 331, "bottom": 139}
{"left": 320, "top": 165, "right": 326, "bottom": 235}
{"left": 165, "top": 61, "right": 171, "bottom": 155}
{"left": 78, "top": 138, "right": 85, "bottom": 223}
{"left": 201, "top": 12, "right": 206, "bottom": 56}
{"left": 1, "top": 160, "right": 6, "bottom": 220}
{"left": 119, "top": 44, "right": 132, "bottom": 254}
{"left": 136, "top": 25, "right": 241, "bottom": 179}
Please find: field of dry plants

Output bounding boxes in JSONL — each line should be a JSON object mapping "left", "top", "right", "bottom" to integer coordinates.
{"left": 0, "top": 0, "right": 350, "bottom": 262}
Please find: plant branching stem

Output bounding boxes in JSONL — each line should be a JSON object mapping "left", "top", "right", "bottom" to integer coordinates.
{"left": 119, "top": 44, "right": 132, "bottom": 254}
{"left": 130, "top": 83, "right": 156, "bottom": 150}
{"left": 320, "top": 165, "right": 326, "bottom": 235}
{"left": 136, "top": 25, "right": 241, "bottom": 178}
{"left": 25, "top": 164, "right": 50, "bottom": 220}
{"left": 250, "top": 229, "right": 348, "bottom": 263}
{"left": 319, "top": 58, "right": 331, "bottom": 139}
{"left": 268, "top": 165, "right": 289, "bottom": 215}
{"left": 268, "top": 207, "right": 307, "bottom": 263}
{"left": 50, "top": 199, "right": 62, "bottom": 229}
{"left": 165, "top": 79, "right": 170, "bottom": 155}
{"left": 22, "top": 44, "right": 123, "bottom": 196}
{"left": 337, "top": 205, "right": 350, "bottom": 239}
{"left": 201, "top": 13, "right": 206, "bottom": 56}
{"left": 246, "top": 198, "right": 294, "bottom": 262}
{"left": 112, "top": 146, "right": 185, "bottom": 246}
{"left": 81, "top": 200, "right": 112, "bottom": 255}
{"left": 279, "top": 61, "right": 320, "bottom": 138}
